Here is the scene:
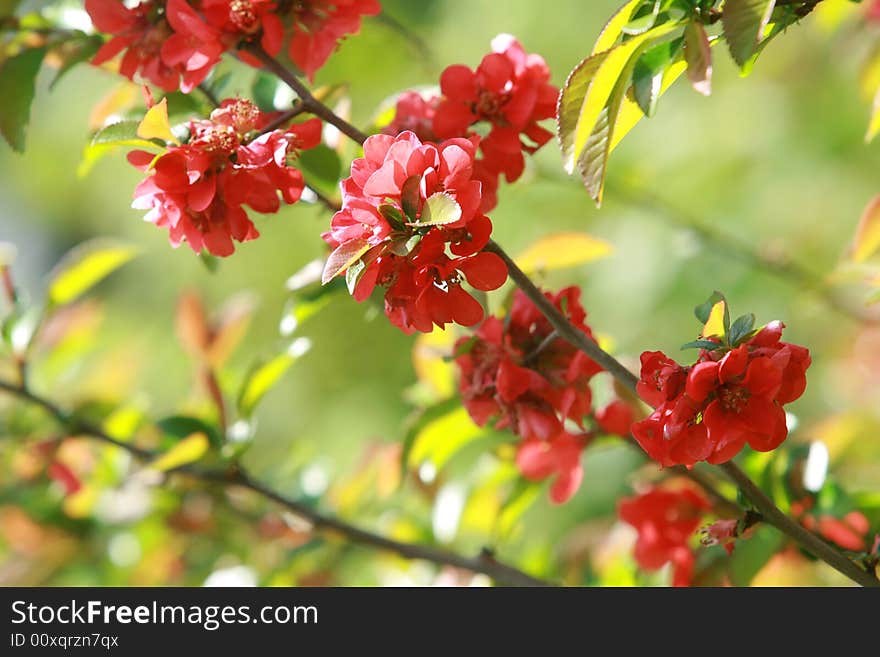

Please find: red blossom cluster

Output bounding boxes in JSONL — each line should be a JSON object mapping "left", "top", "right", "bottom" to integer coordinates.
{"left": 791, "top": 498, "right": 875, "bottom": 553}
{"left": 454, "top": 287, "right": 634, "bottom": 503}
{"left": 384, "top": 35, "right": 558, "bottom": 212}
{"left": 86, "top": 0, "right": 379, "bottom": 92}
{"left": 130, "top": 98, "right": 321, "bottom": 256}
{"left": 632, "top": 321, "right": 811, "bottom": 468}
{"left": 322, "top": 130, "right": 508, "bottom": 333}
{"left": 618, "top": 485, "right": 710, "bottom": 586}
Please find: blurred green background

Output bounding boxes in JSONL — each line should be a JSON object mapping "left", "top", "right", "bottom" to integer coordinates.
{"left": 1, "top": 0, "right": 879, "bottom": 586}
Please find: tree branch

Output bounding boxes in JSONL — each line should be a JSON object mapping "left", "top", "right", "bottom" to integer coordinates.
{"left": 0, "top": 380, "right": 549, "bottom": 587}
{"left": 248, "top": 46, "right": 369, "bottom": 145}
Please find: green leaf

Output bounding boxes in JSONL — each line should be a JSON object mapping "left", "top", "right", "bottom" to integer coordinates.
{"left": 199, "top": 252, "right": 220, "bottom": 273}
{"left": 252, "top": 71, "right": 281, "bottom": 111}
{"left": 345, "top": 258, "right": 366, "bottom": 295}
{"left": 400, "top": 175, "right": 421, "bottom": 222}
{"left": 566, "top": 23, "right": 681, "bottom": 178}
{"left": 632, "top": 38, "right": 679, "bottom": 117}
{"left": 694, "top": 290, "right": 727, "bottom": 324}
{"left": 680, "top": 339, "right": 724, "bottom": 351}
{"left": 47, "top": 239, "right": 138, "bottom": 306}
{"left": 592, "top": 0, "right": 644, "bottom": 54}
{"left": 400, "top": 397, "right": 462, "bottom": 476}
{"left": 298, "top": 145, "right": 342, "bottom": 190}
{"left": 729, "top": 525, "right": 783, "bottom": 586}
{"left": 722, "top": 0, "right": 776, "bottom": 69}
{"left": 728, "top": 313, "right": 756, "bottom": 345}
{"left": 78, "top": 120, "right": 162, "bottom": 177}
{"left": 409, "top": 192, "right": 462, "bottom": 226}
{"left": 237, "top": 346, "right": 309, "bottom": 418}
{"left": 378, "top": 204, "right": 406, "bottom": 230}
{"left": 0, "top": 47, "right": 46, "bottom": 152}
{"left": 406, "top": 405, "right": 485, "bottom": 471}
{"left": 684, "top": 20, "right": 712, "bottom": 96}
{"left": 157, "top": 415, "right": 222, "bottom": 449}
{"left": 557, "top": 50, "right": 610, "bottom": 172}
{"left": 321, "top": 238, "right": 371, "bottom": 284}
{"left": 623, "top": 1, "right": 662, "bottom": 36}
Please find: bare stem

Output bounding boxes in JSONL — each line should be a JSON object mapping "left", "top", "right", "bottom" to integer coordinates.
{"left": 0, "top": 380, "right": 548, "bottom": 587}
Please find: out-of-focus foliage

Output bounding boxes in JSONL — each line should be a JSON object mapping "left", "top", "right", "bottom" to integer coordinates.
{"left": 0, "top": 0, "right": 879, "bottom": 587}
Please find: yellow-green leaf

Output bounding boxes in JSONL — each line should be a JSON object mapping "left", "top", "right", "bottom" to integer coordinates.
{"left": 610, "top": 57, "right": 687, "bottom": 152}
{"left": 867, "top": 86, "right": 880, "bottom": 143}
{"left": 137, "top": 97, "right": 178, "bottom": 144}
{"left": 149, "top": 432, "right": 210, "bottom": 472}
{"left": 48, "top": 239, "right": 138, "bottom": 306}
{"left": 515, "top": 232, "right": 612, "bottom": 273}
{"left": 408, "top": 406, "right": 483, "bottom": 470}
{"left": 851, "top": 194, "right": 880, "bottom": 263}
{"left": 237, "top": 343, "right": 309, "bottom": 418}
{"left": 569, "top": 23, "right": 680, "bottom": 176}
{"left": 592, "top": 0, "right": 644, "bottom": 54}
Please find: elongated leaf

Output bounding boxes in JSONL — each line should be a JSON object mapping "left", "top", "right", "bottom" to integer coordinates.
{"left": 632, "top": 38, "right": 679, "bottom": 117}
{"left": 321, "top": 239, "right": 371, "bottom": 284}
{"left": 592, "top": 0, "right": 644, "bottom": 54}
{"left": 568, "top": 23, "right": 681, "bottom": 176}
{"left": 157, "top": 415, "right": 222, "bottom": 449}
{"left": 407, "top": 406, "right": 484, "bottom": 470}
{"left": 149, "top": 433, "right": 210, "bottom": 472}
{"left": 722, "top": 0, "right": 776, "bottom": 68}
{"left": 684, "top": 21, "right": 712, "bottom": 96}
{"left": 515, "top": 232, "right": 612, "bottom": 273}
{"left": 558, "top": 51, "right": 610, "bottom": 170}
{"left": 851, "top": 194, "right": 880, "bottom": 263}
{"left": 867, "top": 86, "right": 880, "bottom": 144}
{"left": 0, "top": 47, "right": 46, "bottom": 152}
{"left": 729, "top": 313, "right": 756, "bottom": 345}
{"left": 237, "top": 344, "right": 309, "bottom": 418}
{"left": 702, "top": 300, "right": 729, "bottom": 340}
{"left": 610, "top": 57, "right": 687, "bottom": 152}
{"left": 48, "top": 239, "right": 138, "bottom": 306}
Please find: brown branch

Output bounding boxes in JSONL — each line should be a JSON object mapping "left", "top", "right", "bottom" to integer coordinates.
{"left": 218, "top": 45, "right": 875, "bottom": 586}
{"left": 248, "top": 46, "right": 369, "bottom": 146}
{"left": 0, "top": 380, "right": 549, "bottom": 587}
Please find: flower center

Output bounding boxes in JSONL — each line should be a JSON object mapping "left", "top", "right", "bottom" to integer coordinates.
{"left": 719, "top": 385, "right": 749, "bottom": 413}
{"left": 229, "top": 0, "right": 260, "bottom": 33}
{"left": 474, "top": 90, "right": 509, "bottom": 124}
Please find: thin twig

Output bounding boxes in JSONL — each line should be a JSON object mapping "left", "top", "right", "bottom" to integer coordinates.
{"left": 0, "top": 380, "right": 549, "bottom": 587}
{"left": 249, "top": 46, "right": 369, "bottom": 146}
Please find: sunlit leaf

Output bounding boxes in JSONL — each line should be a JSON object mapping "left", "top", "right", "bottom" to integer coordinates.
{"left": 47, "top": 239, "right": 138, "bottom": 306}
{"left": 408, "top": 406, "right": 484, "bottom": 470}
{"left": 701, "top": 300, "right": 728, "bottom": 340}
{"left": 722, "top": 0, "right": 776, "bottom": 69}
{"left": 237, "top": 344, "right": 309, "bottom": 418}
{"left": 157, "top": 415, "right": 222, "bottom": 449}
{"left": 412, "top": 328, "right": 457, "bottom": 399}
{"left": 321, "top": 239, "right": 371, "bottom": 284}
{"left": 515, "top": 232, "right": 613, "bottom": 273}
{"left": 0, "top": 47, "right": 46, "bottom": 152}
{"left": 592, "top": 0, "right": 644, "bottom": 54}
{"left": 137, "top": 97, "right": 177, "bottom": 144}
{"left": 409, "top": 192, "right": 461, "bottom": 226}
{"left": 851, "top": 194, "right": 880, "bottom": 263}
{"left": 149, "top": 432, "right": 210, "bottom": 472}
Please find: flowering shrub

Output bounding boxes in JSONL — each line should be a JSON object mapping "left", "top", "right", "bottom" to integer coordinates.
{"left": 633, "top": 318, "right": 811, "bottom": 468}
{"left": 130, "top": 99, "right": 321, "bottom": 256}
{"left": 322, "top": 130, "right": 507, "bottom": 333}
{"left": 3, "top": 0, "right": 880, "bottom": 590}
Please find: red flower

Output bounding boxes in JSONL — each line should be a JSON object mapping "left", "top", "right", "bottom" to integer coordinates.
{"left": 383, "top": 91, "right": 439, "bottom": 143}
{"left": 87, "top": 0, "right": 186, "bottom": 92}
{"left": 632, "top": 322, "right": 811, "bottom": 467}
{"left": 516, "top": 433, "right": 586, "bottom": 504}
{"left": 130, "top": 99, "right": 320, "bottom": 256}
{"left": 618, "top": 486, "right": 710, "bottom": 586}
{"left": 201, "top": 0, "right": 285, "bottom": 65}
{"left": 323, "top": 131, "right": 507, "bottom": 333}
{"left": 433, "top": 34, "right": 558, "bottom": 183}
{"left": 595, "top": 399, "right": 635, "bottom": 437}
{"left": 700, "top": 519, "right": 739, "bottom": 555}
{"left": 801, "top": 511, "right": 871, "bottom": 552}
{"left": 455, "top": 286, "right": 603, "bottom": 441}
{"left": 287, "top": 0, "right": 381, "bottom": 81}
